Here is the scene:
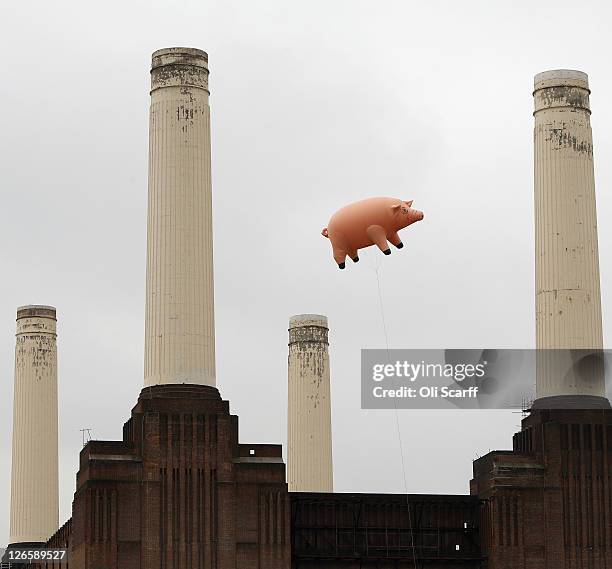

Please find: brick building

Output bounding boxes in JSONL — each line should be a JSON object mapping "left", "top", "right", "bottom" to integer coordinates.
{"left": 40, "top": 383, "right": 484, "bottom": 569}
{"left": 37, "top": 383, "right": 612, "bottom": 568}
{"left": 473, "top": 408, "right": 612, "bottom": 568}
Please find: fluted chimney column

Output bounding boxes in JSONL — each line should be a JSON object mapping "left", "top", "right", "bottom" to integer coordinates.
{"left": 9, "top": 305, "right": 59, "bottom": 545}
{"left": 287, "top": 314, "right": 334, "bottom": 492}
{"left": 533, "top": 70, "right": 607, "bottom": 407}
{"left": 144, "top": 48, "right": 216, "bottom": 387}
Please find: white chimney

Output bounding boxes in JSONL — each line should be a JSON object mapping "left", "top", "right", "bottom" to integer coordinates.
{"left": 9, "top": 305, "right": 59, "bottom": 545}
{"left": 287, "top": 314, "right": 334, "bottom": 492}
{"left": 144, "top": 48, "right": 216, "bottom": 387}
{"left": 533, "top": 70, "right": 607, "bottom": 407}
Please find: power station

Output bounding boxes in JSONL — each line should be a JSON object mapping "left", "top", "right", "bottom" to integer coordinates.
{"left": 6, "top": 51, "right": 612, "bottom": 569}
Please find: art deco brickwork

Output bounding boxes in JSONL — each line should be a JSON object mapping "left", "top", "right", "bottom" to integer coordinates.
{"left": 473, "top": 408, "right": 612, "bottom": 568}
{"left": 43, "top": 385, "right": 290, "bottom": 569}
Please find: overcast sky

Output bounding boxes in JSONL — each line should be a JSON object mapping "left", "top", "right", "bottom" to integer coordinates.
{"left": 2, "top": 0, "right": 612, "bottom": 543}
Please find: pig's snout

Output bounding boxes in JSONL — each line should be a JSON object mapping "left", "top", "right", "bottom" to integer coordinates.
{"left": 413, "top": 210, "right": 424, "bottom": 221}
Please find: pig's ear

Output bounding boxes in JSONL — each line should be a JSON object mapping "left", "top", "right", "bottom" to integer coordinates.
{"left": 390, "top": 203, "right": 402, "bottom": 212}
{"left": 404, "top": 200, "right": 413, "bottom": 207}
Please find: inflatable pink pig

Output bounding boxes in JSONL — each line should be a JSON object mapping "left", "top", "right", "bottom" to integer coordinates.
{"left": 322, "top": 197, "right": 424, "bottom": 269}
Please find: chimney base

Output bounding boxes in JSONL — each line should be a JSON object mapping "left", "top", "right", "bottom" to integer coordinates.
{"left": 531, "top": 395, "right": 611, "bottom": 410}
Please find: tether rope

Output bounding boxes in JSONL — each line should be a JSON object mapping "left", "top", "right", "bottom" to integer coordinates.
{"left": 373, "top": 264, "right": 419, "bottom": 569}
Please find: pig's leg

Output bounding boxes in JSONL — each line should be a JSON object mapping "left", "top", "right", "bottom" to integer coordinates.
{"left": 348, "top": 249, "right": 359, "bottom": 263}
{"left": 333, "top": 247, "right": 347, "bottom": 269}
{"left": 388, "top": 232, "right": 403, "bottom": 249}
{"left": 331, "top": 232, "right": 350, "bottom": 268}
{"left": 366, "top": 225, "right": 391, "bottom": 255}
